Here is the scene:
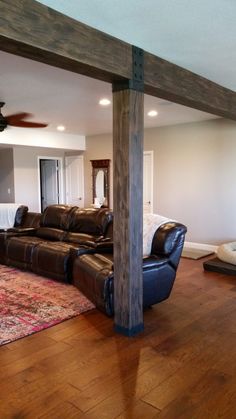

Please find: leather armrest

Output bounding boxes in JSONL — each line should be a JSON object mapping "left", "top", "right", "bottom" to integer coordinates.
{"left": 75, "top": 239, "right": 113, "bottom": 253}
{"left": 95, "top": 242, "right": 113, "bottom": 253}
{"left": 151, "top": 222, "right": 187, "bottom": 256}
{"left": 143, "top": 255, "right": 168, "bottom": 270}
{"left": 70, "top": 245, "right": 97, "bottom": 258}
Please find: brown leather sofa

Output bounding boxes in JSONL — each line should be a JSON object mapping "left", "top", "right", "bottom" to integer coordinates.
{"left": 0, "top": 204, "right": 187, "bottom": 317}
{"left": 2, "top": 204, "right": 113, "bottom": 282}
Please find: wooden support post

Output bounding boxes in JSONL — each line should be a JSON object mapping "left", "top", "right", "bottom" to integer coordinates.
{"left": 112, "top": 48, "right": 144, "bottom": 335}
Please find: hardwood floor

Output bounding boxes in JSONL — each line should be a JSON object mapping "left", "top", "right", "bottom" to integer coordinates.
{"left": 1, "top": 257, "right": 236, "bottom": 418}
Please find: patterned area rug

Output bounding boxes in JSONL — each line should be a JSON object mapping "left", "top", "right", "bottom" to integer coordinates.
{"left": 0, "top": 265, "right": 95, "bottom": 346}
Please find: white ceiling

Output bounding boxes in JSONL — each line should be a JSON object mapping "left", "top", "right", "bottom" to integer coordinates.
{"left": 38, "top": 0, "right": 236, "bottom": 90}
{"left": 2, "top": 0, "right": 235, "bottom": 136}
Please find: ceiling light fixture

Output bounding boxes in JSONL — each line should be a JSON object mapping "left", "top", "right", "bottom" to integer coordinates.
{"left": 57, "top": 125, "right": 65, "bottom": 132}
{"left": 147, "top": 110, "right": 158, "bottom": 117}
{"left": 99, "top": 98, "right": 111, "bottom": 106}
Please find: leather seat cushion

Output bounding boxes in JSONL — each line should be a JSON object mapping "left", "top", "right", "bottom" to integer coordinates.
{"left": 31, "top": 241, "right": 79, "bottom": 282}
{"left": 72, "top": 253, "right": 114, "bottom": 315}
{"left": 6, "top": 236, "right": 43, "bottom": 267}
{"left": 36, "top": 227, "right": 66, "bottom": 241}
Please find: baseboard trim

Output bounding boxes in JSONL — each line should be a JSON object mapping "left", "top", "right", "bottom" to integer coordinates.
{"left": 184, "top": 241, "right": 217, "bottom": 253}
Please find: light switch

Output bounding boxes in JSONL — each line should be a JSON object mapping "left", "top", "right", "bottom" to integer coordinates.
{"left": 7, "top": 188, "right": 11, "bottom": 194}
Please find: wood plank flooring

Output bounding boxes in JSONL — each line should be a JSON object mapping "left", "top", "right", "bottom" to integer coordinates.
{"left": 1, "top": 257, "right": 236, "bottom": 418}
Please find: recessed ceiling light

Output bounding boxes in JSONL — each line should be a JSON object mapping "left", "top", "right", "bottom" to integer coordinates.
{"left": 147, "top": 110, "right": 158, "bottom": 117}
{"left": 57, "top": 125, "right": 65, "bottom": 131}
{"left": 99, "top": 98, "right": 111, "bottom": 106}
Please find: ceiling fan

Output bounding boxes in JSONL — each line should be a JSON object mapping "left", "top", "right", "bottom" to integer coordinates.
{"left": 0, "top": 102, "right": 48, "bottom": 132}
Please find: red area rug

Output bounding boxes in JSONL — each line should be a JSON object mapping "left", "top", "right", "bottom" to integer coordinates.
{"left": 0, "top": 265, "right": 95, "bottom": 346}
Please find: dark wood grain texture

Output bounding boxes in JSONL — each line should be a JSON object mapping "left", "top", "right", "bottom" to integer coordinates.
{"left": 1, "top": 0, "right": 236, "bottom": 120}
{"left": 1, "top": 258, "right": 236, "bottom": 418}
{"left": 144, "top": 52, "right": 236, "bottom": 119}
{"left": 0, "top": 0, "right": 132, "bottom": 82}
{"left": 113, "top": 88, "right": 144, "bottom": 335}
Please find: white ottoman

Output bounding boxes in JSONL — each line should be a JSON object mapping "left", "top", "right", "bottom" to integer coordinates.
{"left": 217, "top": 242, "right": 236, "bottom": 265}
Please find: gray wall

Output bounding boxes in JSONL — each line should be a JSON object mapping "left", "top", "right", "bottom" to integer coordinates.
{"left": 0, "top": 148, "right": 15, "bottom": 202}
{"left": 13, "top": 146, "right": 66, "bottom": 212}
{"left": 84, "top": 118, "right": 236, "bottom": 245}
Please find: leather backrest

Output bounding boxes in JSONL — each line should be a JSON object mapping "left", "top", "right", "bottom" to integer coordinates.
{"left": 21, "top": 212, "right": 41, "bottom": 228}
{"left": 14, "top": 205, "right": 28, "bottom": 227}
{"left": 68, "top": 207, "right": 113, "bottom": 235}
{"left": 151, "top": 222, "right": 187, "bottom": 256}
{"left": 40, "top": 205, "right": 77, "bottom": 230}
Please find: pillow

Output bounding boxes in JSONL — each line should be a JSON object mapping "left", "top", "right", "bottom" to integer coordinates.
{"left": 217, "top": 242, "right": 236, "bottom": 265}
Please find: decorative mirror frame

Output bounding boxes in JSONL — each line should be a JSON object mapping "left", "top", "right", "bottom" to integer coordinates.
{"left": 90, "top": 159, "right": 110, "bottom": 208}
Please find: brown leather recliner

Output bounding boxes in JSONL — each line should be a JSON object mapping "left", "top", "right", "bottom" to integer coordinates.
{"left": 5, "top": 205, "right": 74, "bottom": 272}
{"left": 0, "top": 205, "right": 36, "bottom": 264}
{"left": 72, "top": 222, "right": 187, "bottom": 316}
{"left": 4, "top": 205, "right": 113, "bottom": 283}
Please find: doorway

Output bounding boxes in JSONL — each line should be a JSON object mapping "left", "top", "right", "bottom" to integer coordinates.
{"left": 38, "top": 157, "right": 63, "bottom": 212}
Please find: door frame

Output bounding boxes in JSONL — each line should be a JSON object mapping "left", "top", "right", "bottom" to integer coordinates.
{"left": 37, "top": 156, "right": 64, "bottom": 212}
{"left": 143, "top": 150, "right": 154, "bottom": 213}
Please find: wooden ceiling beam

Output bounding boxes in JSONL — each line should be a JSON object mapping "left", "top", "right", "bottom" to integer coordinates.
{"left": 1, "top": 0, "right": 236, "bottom": 119}
{"left": 144, "top": 52, "right": 236, "bottom": 120}
{"left": 0, "top": 0, "right": 132, "bottom": 83}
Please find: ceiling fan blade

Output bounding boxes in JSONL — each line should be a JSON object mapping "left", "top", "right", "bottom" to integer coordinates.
{"left": 9, "top": 121, "right": 48, "bottom": 128}
{"left": 6, "top": 112, "right": 32, "bottom": 124}
{"left": 6, "top": 112, "right": 47, "bottom": 128}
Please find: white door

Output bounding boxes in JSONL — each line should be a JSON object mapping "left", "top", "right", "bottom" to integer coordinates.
{"left": 143, "top": 151, "right": 153, "bottom": 213}
{"left": 40, "top": 159, "right": 59, "bottom": 211}
{"left": 65, "top": 156, "right": 84, "bottom": 207}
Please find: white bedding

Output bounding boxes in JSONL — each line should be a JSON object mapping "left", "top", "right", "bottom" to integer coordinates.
{"left": 0, "top": 204, "right": 20, "bottom": 229}
{"left": 143, "top": 213, "right": 173, "bottom": 256}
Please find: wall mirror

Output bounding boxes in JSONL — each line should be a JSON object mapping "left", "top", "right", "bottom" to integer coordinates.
{"left": 90, "top": 159, "right": 110, "bottom": 208}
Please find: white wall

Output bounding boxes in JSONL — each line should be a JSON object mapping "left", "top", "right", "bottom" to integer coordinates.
{"left": 145, "top": 119, "right": 236, "bottom": 244}
{"left": 1, "top": 127, "right": 85, "bottom": 150}
{"left": 85, "top": 118, "right": 236, "bottom": 245}
{"left": 3, "top": 119, "right": 236, "bottom": 243}
{"left": 1, "top": 129, "right": 86, "bottom": 212}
